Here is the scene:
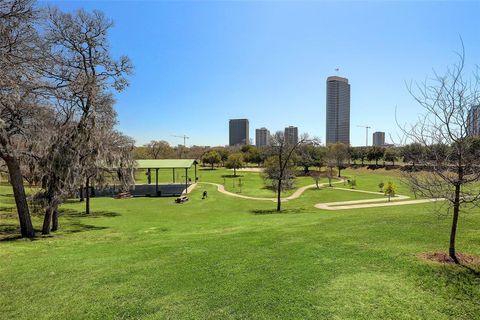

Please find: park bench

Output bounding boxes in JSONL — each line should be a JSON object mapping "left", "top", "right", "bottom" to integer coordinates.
{"left": 175, "top": 195, "right": 189, "bottom": 203}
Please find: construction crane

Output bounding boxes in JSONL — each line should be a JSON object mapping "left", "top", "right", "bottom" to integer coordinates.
{"left": 357, "top": 125, "right": 371, "bottom": 147}
{"left": 172, "top": 134, "right": 190, "bottom": 148}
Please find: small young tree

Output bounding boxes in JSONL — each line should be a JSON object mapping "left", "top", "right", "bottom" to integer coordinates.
{"left": 310, "top": 170, "right": 322, "bottom": 189}
{"left": 384, "top": 181, "right": 395, "bottom": 202}
{"left": 264, "top": 131, "right": 308, "bottom": 211}
{"left": 225, "top": 153, "right": 244, "bottom": 177}
{"left": 378, "top": 181, "right": 385, "bottom": 192}
{"left": 202, "top": 150, "right": 221, "bottom": 169}
{"left": 348, "top": 177, "right": 357, "bottom": 189}
{"left": 400, "top": 47, "right": 480, "bottom": 263}
{"left": 326, "top": 143, "right": 348, "bottom": 177}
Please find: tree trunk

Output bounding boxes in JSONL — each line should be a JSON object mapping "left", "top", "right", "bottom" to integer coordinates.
{"left": 86, "top": 177, "right": 90, "bottom": 215}
{"left": 449, "top": 184, "right": 461, "bottom": 264}
{"left": 42, "top": 207, "right": 53, "bottom": 235}
{"left": 211, "top": 163, "right": 214, "bottom": 170}
{"left": 337, "top": 165, "right": 342, "bottom": 177}
{"left": 234, "top": 167, "right": 236, "bottom": 177}
{"left": 276, "top": 178, "right": 282, "bottom": 211}
{"left": 4, "top": 156, "right": 35, "bottom": 238}
{"left": 51, "top": 206, "right": 59, "bottom": 232}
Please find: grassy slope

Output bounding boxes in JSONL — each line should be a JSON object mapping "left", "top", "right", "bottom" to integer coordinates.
{"left": 1, "top": 170, "right": 480, "bottom": 319}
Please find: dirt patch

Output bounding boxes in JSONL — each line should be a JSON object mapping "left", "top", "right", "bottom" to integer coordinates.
{"left": 418, "top": 252, "right": 480, "bottom": 266}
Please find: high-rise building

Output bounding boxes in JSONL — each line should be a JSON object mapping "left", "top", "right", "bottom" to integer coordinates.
{"left": 284, "top": 126, "right": 298, "bottom": 145}
{"left": 467, "top": 105, "right": 480, "bottom": 137}
{"left": 229, "top": 119, "right": 249, "bottom": 146}
{"left": 326, "top": 76, "right": 350, "bottom": 145}
{"left": 255, "top": 127, "right": 270, "bottom": 147}
{"left": 372, "top": 131, "right": 385, "bottom": 147}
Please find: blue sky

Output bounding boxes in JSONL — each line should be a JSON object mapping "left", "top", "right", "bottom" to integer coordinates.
{"left": 43, "top": 1, "right": 480, "bottom": 147}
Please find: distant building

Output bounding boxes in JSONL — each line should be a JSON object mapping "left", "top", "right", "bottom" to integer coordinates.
{"left": 326, "top": 76, "right": 350, "bottom": 145}
{"left": 229, "top": 119, "right": 249, "bottom": 146}
{"left": 284, "top": 126, "right": 298, "bottom": 145}
{"left": 467, "top": 105, "right": 480, "bottom": 137}
{"left": 255, "top": 127, "right": 270, "bottom": 147}
{"left": 372, "top": 131, "right": 385, "bottom": 147}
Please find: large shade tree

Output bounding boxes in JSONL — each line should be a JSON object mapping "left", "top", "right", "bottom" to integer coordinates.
{"left": 0, "top": 0, "right": 47, "bottom": 238}
{"left": 35, "top": 7, "right": 132, "bottom": 234}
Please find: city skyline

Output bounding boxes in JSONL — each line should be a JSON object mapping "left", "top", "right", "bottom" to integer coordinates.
{"left": 46, "top": 1, "right": 480, "bottom": 147}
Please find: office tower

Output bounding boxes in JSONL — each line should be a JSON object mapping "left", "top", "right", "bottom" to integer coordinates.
{"left": 284, "top": 126, "right": 299, "bottom": 145}
{"left": 372, "top": 131, "right": 386, "bottom": 147}
{"left": 326, "top": 76, "right": 350, "bottom": 145}
{"left": 229, "top": 119, "right": 249, "bottom": 146}
{"left": 467, "top": 105, "right": 480, "bottom": 137}
{"left": 255, "top": 127, "right": 270, "bottom": 147}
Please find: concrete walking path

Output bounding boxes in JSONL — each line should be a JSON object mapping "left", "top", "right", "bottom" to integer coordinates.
{"left": 199, "top": 180, "right": 444, "bottom": 210}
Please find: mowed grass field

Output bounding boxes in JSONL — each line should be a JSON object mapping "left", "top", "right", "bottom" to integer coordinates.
{"left": 1, "top": 168, "right": 480, "bottom": 319}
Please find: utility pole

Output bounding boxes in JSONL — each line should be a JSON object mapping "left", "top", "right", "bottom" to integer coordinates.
{"left": 357, "top": 125, "right": 371, "bottom": 147}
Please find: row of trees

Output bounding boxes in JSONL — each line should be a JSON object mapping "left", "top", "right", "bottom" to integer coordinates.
{"left": 0, "top": 0, "right": 135, "bottom": 237}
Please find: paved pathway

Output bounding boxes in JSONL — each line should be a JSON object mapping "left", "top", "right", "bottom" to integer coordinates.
{"left": 200, "top": 180, "right": 344, "bottom": 202}
{"left": 199, "top": 180, "right": 444, "bottom": 210}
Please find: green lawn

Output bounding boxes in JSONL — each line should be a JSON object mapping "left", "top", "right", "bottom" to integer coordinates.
{"left": 1, "top": 169, "right": 480, "bottom": 319}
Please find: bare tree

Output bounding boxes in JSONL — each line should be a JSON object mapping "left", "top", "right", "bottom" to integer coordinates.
{"left": 400, "top": 46, "right": 480, "bottom": 263}
{"left": 264, "top": 131, "right": 308, "bottom": 211}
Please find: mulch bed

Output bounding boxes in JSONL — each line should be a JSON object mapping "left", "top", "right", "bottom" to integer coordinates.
{"left": 418, "top": 252, "right": 480, "bottom": 266}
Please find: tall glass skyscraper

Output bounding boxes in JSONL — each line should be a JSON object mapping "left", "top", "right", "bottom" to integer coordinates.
{"left": 326, "top": 76, "right": 350, "bottom": 145}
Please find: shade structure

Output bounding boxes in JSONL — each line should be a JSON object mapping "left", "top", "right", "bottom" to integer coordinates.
{"left": 136, "top": 159, "right": 198, "bottom": 196}
{"left": 136, "top": 159, "right": 196, "bottom": 169}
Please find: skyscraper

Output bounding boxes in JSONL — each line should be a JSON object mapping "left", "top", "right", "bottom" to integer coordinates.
{"left": 284, "top": 126, "right": 298, "bottom": 145}
{"left": 372, "top": 131, "right": 385, "bottom": 146}
{"left": 229, "top": 119, "right": 249, "bottom": 146}
{"left": 255, "top": 127, "right": 270, "bottom": 147}
{"left": 326, "top": 76, "right": 350, "bottom": 145}
{"left": 467, "top": 105, "right": 480, "bottom": 137}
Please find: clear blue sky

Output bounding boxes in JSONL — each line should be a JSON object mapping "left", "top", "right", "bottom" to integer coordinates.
{"left": 43, "top": 1, "right": 480, "bottom": 147}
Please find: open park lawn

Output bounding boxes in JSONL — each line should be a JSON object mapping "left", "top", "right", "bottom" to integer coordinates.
{"left": 1, "top": 169, "right": 480, "bottom": 319}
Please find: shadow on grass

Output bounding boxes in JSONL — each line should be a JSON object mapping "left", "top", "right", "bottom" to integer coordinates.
{"left": 221, "top": 174, "right": 244, "bottom": 178}
{"left": 251, "top": 208, "right": 305, "bottom": 215}
{"left": 199, "top": 168, "right": 218, "bottom": 171}
{"left": 61, "top": 222, "right": 108, "bottom": 234}
{"left": 59, "top": 208, "right": 121, "bottom": 218}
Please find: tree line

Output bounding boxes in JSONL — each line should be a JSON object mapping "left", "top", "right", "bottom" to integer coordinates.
{"left": 0, "top": 0, "right": 135, "bottom": 238}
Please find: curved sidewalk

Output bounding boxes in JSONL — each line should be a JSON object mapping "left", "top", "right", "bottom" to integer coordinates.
{"left": 200, "top": 181, "right": 342, "bottom": 202}
{"left": 200, "top": 181, "right": 443, "bottom": 210}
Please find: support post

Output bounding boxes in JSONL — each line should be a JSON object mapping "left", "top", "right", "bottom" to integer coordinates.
{"left": 173, "top": 168, "right": 175, "bottom": 183}
{"left": 194, "top": 162, "right": 197, "bottom": 182}
{"left": 155, "top": 168, "right": 159, "bottom": 196}
{"left": 185, "top": 168, "right": 188, "bottom": 194}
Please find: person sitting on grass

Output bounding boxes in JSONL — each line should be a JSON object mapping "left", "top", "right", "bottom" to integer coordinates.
{"left": 202, "top": 191, "right": 208, "bottom": 199}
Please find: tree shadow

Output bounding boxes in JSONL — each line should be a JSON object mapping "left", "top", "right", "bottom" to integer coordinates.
{"left": 221, "top": 174, "right": 244, "bottom": 178}
{"left": 61, "top": 222, "right": 108, "bottom": 234}
{"left": 59, "top": 208, "right": 121, "bottom": 218}
{"left": 250, "top": 208, "right": 304, "bottom": 215}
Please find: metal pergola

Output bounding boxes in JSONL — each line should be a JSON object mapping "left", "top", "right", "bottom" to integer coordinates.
{"left": 136, "top": 159, "right": 198, "bottom": 196}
